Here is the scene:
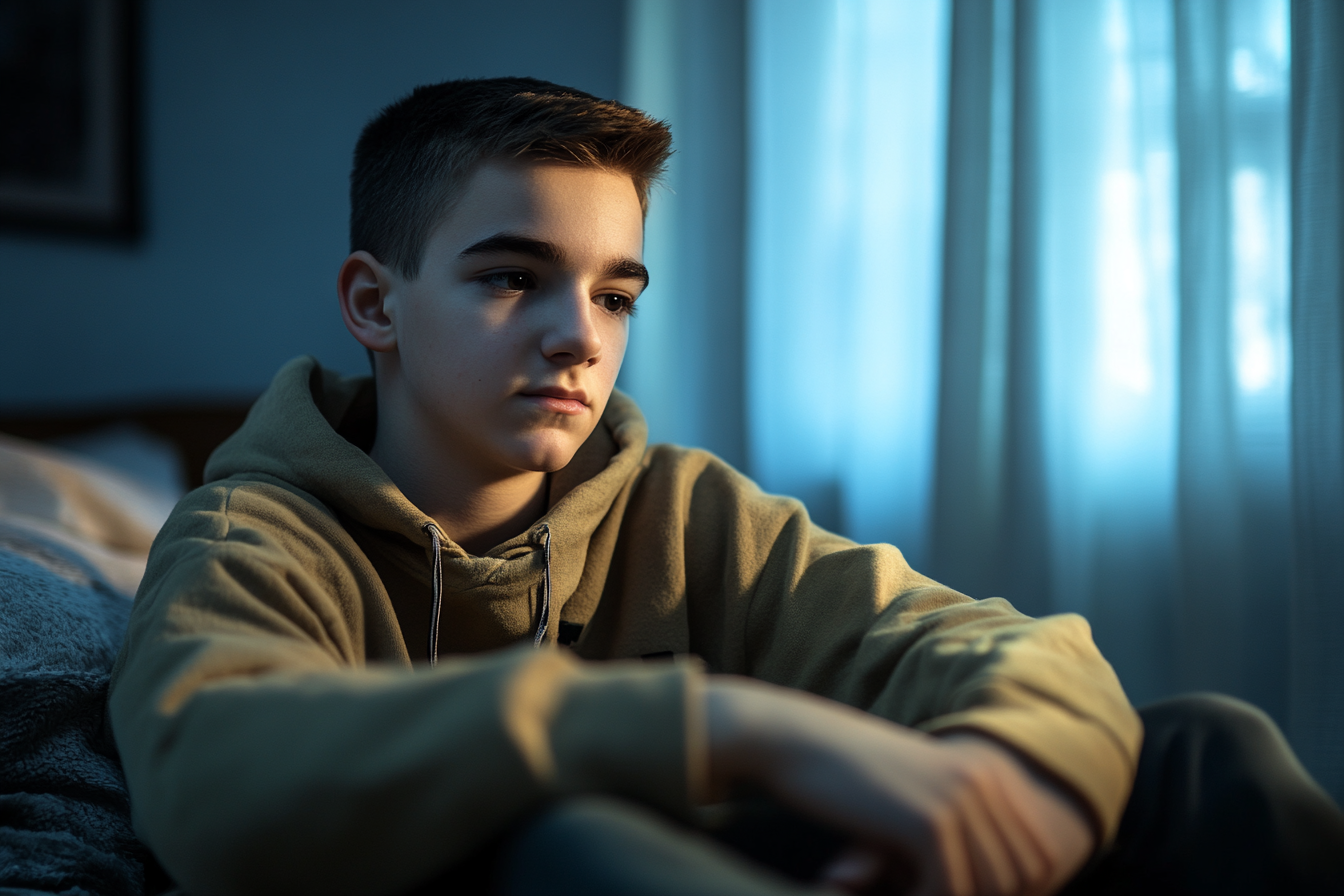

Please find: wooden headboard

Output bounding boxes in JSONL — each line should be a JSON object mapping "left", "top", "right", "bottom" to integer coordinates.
{"left": 0, "top": 404, "right": 255, "bottom": 490}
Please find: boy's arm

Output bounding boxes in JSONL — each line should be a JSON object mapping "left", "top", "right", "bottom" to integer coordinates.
{"left": 658, "top": 449, "right": 1142, "bottom": 851}
{"left": 705, "top": 676, "right": 1094, "bottom": 896}
{"left": 109, "top": 484, "right": 705, "bottom": 896}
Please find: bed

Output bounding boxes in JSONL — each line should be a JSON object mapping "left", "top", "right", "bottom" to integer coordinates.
{"left": 0, "top": 411, "right": 247, "bottom": 896}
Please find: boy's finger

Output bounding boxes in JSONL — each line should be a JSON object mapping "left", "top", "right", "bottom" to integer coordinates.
{"left": 815, "top": 845, "right": 882, "bottom": 890}
{"left": 960, "top": 802, "right": 1022, "bottom": 896}
{"left": 973, "top": 772, "right": 1054, "bottom": 894}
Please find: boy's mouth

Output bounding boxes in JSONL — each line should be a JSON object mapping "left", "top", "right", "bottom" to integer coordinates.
{"left": 520, "top": 386, "right": 589, "bottom": 416}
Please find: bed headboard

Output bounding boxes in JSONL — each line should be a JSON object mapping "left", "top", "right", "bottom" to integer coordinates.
{"left": 0, "top": 404, "right": 254, "bottom": 490}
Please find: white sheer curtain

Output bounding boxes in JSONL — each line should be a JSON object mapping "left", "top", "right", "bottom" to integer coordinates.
{"left": 622, "top": 0, "right": 1341, "bottom": 797}
{"left": 1288, "top": 0, "right": 1344, "bottom": 803}
{"left": 747, "top": 0, "right": 949, "bottom": 557}
{"left": 1019, "top": 0, "right": 1294, "bottom": 700}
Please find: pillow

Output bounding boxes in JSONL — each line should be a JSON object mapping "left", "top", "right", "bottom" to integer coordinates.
{"left": 0, "top": 433, "right": 179, "bottom": 598}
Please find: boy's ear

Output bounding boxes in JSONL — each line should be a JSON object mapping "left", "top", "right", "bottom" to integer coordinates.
{"left": 338, "top": 250, "right": 398, "bottom": 353}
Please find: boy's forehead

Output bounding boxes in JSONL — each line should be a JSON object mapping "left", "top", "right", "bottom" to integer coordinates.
{"left": 432, "top": 159, "right": 644, "bottom": 258}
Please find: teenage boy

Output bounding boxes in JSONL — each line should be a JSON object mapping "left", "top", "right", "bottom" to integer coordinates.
{"left": 109, "top": 78, "right": 1340, "bottom": 896}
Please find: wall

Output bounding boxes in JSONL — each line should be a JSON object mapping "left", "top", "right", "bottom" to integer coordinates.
{"left": 0, "top": 0, "right": 625, "bottom": 412}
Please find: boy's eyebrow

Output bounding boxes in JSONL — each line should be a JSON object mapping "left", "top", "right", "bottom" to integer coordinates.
{"left": 459, "top": 233, "right": 564, "bottom": 264}
{"left": 603, "top": 258, "right": 650, "bottom": 290}
{"left": 458, "top": 232, "right": 650, "bottom": 289}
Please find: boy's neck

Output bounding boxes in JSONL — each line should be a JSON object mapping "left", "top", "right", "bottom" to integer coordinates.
{"left": 369, "top": 400, "right": 548, "bottom": 558}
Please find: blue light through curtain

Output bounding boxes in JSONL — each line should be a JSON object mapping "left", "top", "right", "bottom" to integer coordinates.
{"left": 622, "top": 0, "right": 1343, "bottom": 797}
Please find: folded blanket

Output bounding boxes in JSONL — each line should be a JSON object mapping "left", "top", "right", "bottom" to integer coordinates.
{"left": 0, "top": 524, "right": 150, "bottom": 896}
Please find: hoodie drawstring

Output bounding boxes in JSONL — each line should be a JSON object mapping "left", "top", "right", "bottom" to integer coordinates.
{"left": 423, "top": 520, "right": 553, "bottom": 666}
{"left": 533, "top": 523, "right": 552, "bottom": 647}
{"left": 424, "top": 522, "right": 444, "bottom": 667}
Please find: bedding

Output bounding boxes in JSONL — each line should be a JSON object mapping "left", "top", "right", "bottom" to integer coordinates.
{"left": 0, "top": 433, "right": 178, "bottom": 896}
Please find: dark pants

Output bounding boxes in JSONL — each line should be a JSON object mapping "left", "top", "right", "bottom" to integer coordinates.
{"left": 491, "top": 695, "right": 1344, "bottom": 896}
{"left": 1062, "top": 694, "right": 1344, "bottom": 895}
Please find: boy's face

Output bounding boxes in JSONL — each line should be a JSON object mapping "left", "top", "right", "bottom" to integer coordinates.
{"left": 381, "top": 160, "right": 646, "bottom": 477}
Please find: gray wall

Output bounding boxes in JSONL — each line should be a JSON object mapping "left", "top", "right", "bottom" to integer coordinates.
{"left": 0, "top": 0, "right": 625, "bottom": 412}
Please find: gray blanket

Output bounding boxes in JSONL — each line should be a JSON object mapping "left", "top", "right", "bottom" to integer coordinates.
{"left": 0, "top": 525, "right": 151, "bottom": 896}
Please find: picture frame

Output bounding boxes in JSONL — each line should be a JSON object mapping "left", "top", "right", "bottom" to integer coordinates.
{"left": 0, "top": 0, "right": 141, "bottom": 240}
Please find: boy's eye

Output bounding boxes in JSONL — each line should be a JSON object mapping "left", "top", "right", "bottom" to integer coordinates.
{"left": 479, "top": 271, "right": 535, "bottom": 291}
{"left": 597, "top": 293, "right": 636, "bottom": 316}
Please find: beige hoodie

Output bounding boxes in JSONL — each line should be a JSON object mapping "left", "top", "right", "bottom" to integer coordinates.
{"left": 109, "top": 356, "right": 1141, "bottom": 895}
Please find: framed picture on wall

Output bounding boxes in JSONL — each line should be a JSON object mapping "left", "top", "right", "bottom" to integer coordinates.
{"left": 0, "top": 0, "right": 141, "bottom": 239}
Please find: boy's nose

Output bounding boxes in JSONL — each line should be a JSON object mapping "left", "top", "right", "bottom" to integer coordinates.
{"left": 540, "top": 287, "right": 604, "bottom": 366}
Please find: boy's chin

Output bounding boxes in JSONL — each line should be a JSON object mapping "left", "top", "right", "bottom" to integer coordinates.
{"left": 504, "top": 436, "right": 587, "bottom": 475}
{"left": 519, "top": 453, "right": 579, "bottom": 475}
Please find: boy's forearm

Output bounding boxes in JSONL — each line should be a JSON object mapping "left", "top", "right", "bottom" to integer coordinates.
{"left": 670, "top": 466, "right": 1140, "bottom": 839}
{"left": 112, "top": 643, "right": 701, "bottom": 896}
{"left": 704, "top": 676, "right": 1096, "bottom": 895}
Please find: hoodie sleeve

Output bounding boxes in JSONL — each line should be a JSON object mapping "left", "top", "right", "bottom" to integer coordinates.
{"left": 631, "top": 448, "right": 1142, "bottom": 845}
{"left": 108, "top": 482, "right": 704, "bottom": 896}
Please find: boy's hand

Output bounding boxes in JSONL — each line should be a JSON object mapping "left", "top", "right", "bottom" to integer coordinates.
{"left": 705, "top": 677, "right": 1095, "bottom": 896}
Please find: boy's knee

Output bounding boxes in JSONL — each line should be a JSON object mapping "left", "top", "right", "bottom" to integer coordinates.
{"left": 514, "top": 795, "right": 659, "bottom": 852}
{"left": 498, "top": 797, "right": 825, "bottom": 896}
{"left": 1139, "top": 692, "right": 1313, "bottom": 796}
{"left": 1141, "top": 692, "right": 1279, "bottom": 747}
{"left": 1124, "top": 692, "right": 1344, "bottom": 894}
{"left": 1138, "top": 693, "right": 1309, "bottom": 812}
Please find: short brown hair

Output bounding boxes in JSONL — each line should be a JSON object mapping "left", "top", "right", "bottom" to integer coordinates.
{"left": 350, "top": 77, "right": 672, "bottom": 279}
